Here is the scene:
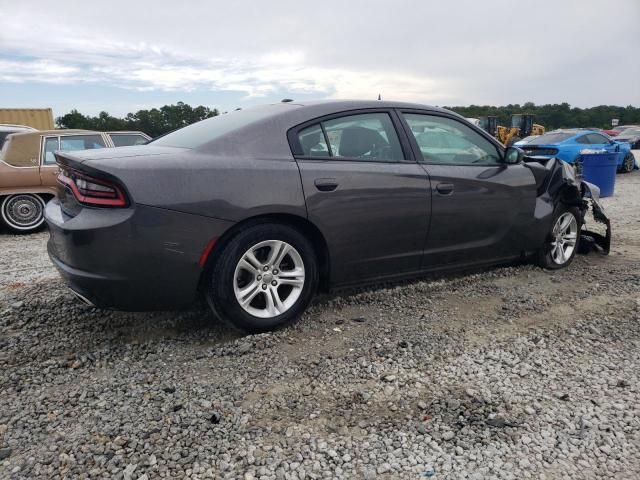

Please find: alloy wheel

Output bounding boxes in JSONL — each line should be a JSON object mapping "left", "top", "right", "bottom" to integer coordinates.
{"left": 623, "top": 153, "right": 634, "bottom": 173}
{"left": 233, "top": 240, "right": 305, "bottom": 318}
{"left": 550, "top": 212, "right": 578, "bottom": 265}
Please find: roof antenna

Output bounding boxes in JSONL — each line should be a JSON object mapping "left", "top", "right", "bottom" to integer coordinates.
{"left": 281, "top": 98, "right": 293, "bottom": 103}
{"left": 378, "top": 93, "right": 382, "bottom": 101}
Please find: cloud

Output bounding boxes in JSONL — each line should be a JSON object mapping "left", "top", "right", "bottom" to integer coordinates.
{"left": 0, "top": 47, "right": 454, "bottom": 104}
{"left": 1, "top": 0, "right": 639, "bottom": 108}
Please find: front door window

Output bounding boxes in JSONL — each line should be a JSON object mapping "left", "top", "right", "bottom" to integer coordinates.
{"left": 401, "top": 113, "right": 501, "bottom": 165}
{"left": 42, "top": 137, "right": 60, "bottom": 165}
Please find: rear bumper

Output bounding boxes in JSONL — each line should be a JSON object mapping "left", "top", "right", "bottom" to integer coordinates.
{"left": 45, "top": 199, "right": 234, "bottom": 311}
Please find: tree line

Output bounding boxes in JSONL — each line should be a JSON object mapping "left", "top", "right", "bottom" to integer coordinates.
{"left": 57, "top": 101, "right": 640, "bottom": 138}
{"left": 56, "top": 102, "right": 220, "bottom": 138}
{"left": 447, "top": 102, "right": 640, "bottom": 130}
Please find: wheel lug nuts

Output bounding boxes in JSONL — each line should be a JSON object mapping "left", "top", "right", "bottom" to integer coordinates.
{"left": 263, "top": 266, "right": 269, "bottom": 271}
{"left": 273, "top": 269, "right": 278, "bottom": 275}
{"left": 271, "top": 280, "right": 277, "bottom": 286}
{"left": 262, "top": 284, "right": 267, "bottom": 290}
{"left": 257, "top": 275, "right": 262, "bottom": 280}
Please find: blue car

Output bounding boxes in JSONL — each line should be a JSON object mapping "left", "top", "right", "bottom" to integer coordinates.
{"left": 520, "top": 129, "right": 636, "bottom": 173}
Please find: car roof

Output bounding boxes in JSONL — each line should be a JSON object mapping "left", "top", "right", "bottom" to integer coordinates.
{"left": 269, "top": 99, "right": 451, "bottom": 114}
{"left": 546, "top": 129, "right": 604, "bottom": 136}
{"left": 55, "top": 100, "right": 470, "bottom": 164}
{"left": 0, "top": 124, "right": 36, "bottom": 132}
{"left": 9, "top": 129, "right": 99, "bottom": 139}
{"left": 106, "top": 131, "right": 150, "bottom": 135}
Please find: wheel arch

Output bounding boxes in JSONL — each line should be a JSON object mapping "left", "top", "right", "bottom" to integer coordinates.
{"left": 200, "top": 213, "right": 331, "bottom": 292}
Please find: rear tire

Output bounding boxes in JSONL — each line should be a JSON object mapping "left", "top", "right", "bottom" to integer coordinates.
{"left": 537, "top": 205, "right": 582, "bottom": 270}
{"left": 619, "top": 152, "right": 635, "bottom": 173}
{"left": 0, "top": 194, "right": 46, "bottom": 234}
{"left": 205, "top": 223, "right": 319, "bottom": 333}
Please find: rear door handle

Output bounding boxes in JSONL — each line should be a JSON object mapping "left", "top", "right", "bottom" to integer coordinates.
{"left": 314, "top": 178, "right": 339, "bottom": 192}
{"left": 436, "top": 182, "right": 454, "bottom": 195}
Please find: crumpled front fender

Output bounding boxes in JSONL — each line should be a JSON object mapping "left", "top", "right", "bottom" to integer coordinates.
{"left": 524, "top": 156, "right": 611, "bottom": 255}
{"left": 579, "top": 180, "right": 611, "bottom": 254}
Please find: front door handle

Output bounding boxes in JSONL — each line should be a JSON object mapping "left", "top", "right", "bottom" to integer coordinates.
{"left": 314, "top": 178, "right": 339, "bottom": 192}
{"left": 436, "top": 182, "right": 454, "bottom": 195}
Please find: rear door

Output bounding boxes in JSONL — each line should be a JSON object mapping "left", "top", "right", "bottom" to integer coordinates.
{"left": 290, "top": 110, "right": 431, "bottom": 285}
{"left": 398, "top": 111, "right": 538, "bottom": 267}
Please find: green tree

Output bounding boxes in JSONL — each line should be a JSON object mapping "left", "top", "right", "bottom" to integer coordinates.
{"left": 56, "top": 102, "right": 220, "bottom": 137}
{"left": 447, "top": 102, "right": 640, "bottom": 130}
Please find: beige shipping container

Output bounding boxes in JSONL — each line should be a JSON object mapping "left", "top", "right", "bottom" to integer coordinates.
{"left": 0, "top": 108, "right": 55, "bottom": 130}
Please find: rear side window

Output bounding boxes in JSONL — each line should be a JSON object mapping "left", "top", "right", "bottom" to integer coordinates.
{"left": 109, "top": 134, "right": 148, "bottom": 147}
{"left": 575, "top": 135, "right": 589, "bottom": 144}
{"left": 296, "top": 112, "right": 404, "bottom": 162}
{"left": 586, "top": 133, "right": 609, "bottom": 145}
{"left": 60, "top": 135, "right": 106, "bottom": 151}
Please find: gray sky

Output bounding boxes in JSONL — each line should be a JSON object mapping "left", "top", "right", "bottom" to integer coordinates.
{"left": 1, "top": 0, "right": 639, "bottom": 116}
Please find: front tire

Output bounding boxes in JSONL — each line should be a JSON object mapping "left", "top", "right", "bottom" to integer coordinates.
{"left": 537, "top": 205, "right": 582, "bottom": 270}
{"left": 0, "top": 194, "right": 46, "bottom": 233}
{"left": 206, "top": 223, "right": 319, "bottom": 333}
{"left": 619, "top": 152, "right": 635, "bottom": 173}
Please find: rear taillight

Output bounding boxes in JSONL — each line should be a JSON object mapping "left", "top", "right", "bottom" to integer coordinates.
{"left": 57, "top": 168, "right": 127, "bottom": 207}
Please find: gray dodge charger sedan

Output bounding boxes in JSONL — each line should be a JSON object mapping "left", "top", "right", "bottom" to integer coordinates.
{"left": 45, "top": 100, "right": 610, "bottom": 332}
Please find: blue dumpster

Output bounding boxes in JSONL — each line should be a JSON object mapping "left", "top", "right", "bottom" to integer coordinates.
{"left": 579, "top": 152, "right": 619, "bottom": 198}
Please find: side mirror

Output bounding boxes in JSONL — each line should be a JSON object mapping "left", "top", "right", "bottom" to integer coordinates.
{"left": 504, "top": 146, "right": 524, "bottom": 164}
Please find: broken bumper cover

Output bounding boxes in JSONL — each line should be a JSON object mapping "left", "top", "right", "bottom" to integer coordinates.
{"left": 580, "top": 181, "right": 611, "bottom": 255}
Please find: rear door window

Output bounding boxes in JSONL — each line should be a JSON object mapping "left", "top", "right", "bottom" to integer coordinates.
{"left": 586, "top": 133, "right": 609, "bottom": 145}
{"left": 296, "top": 112, "right": 405, "bottom": 162}
{"left": 109, "top": 134, "right": 149, "bottom": 147}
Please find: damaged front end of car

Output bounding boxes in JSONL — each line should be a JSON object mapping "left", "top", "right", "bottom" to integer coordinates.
{"left": 525, "top": 156, "right": 611, "bottom": 255}
{"left": 578, "top": 180, "right": 611, "bottom": 255}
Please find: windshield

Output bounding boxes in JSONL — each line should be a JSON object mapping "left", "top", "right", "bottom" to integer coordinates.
{"left": 528, "top": 132, "right": 575, "bottom": 145}
{"left": 150, "top": 105, "right": 289, "bottom": 149}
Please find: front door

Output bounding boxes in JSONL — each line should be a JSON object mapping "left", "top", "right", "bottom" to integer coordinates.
{"left": 398, "top": 111, "right": 538, "bottom": 268}
{"left": 291, "top": 111, "right": 431, "bottom": 285}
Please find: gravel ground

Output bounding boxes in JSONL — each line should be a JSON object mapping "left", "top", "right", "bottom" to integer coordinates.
{"left": 1, "top": 172, "right": 639, "bottom": 480}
